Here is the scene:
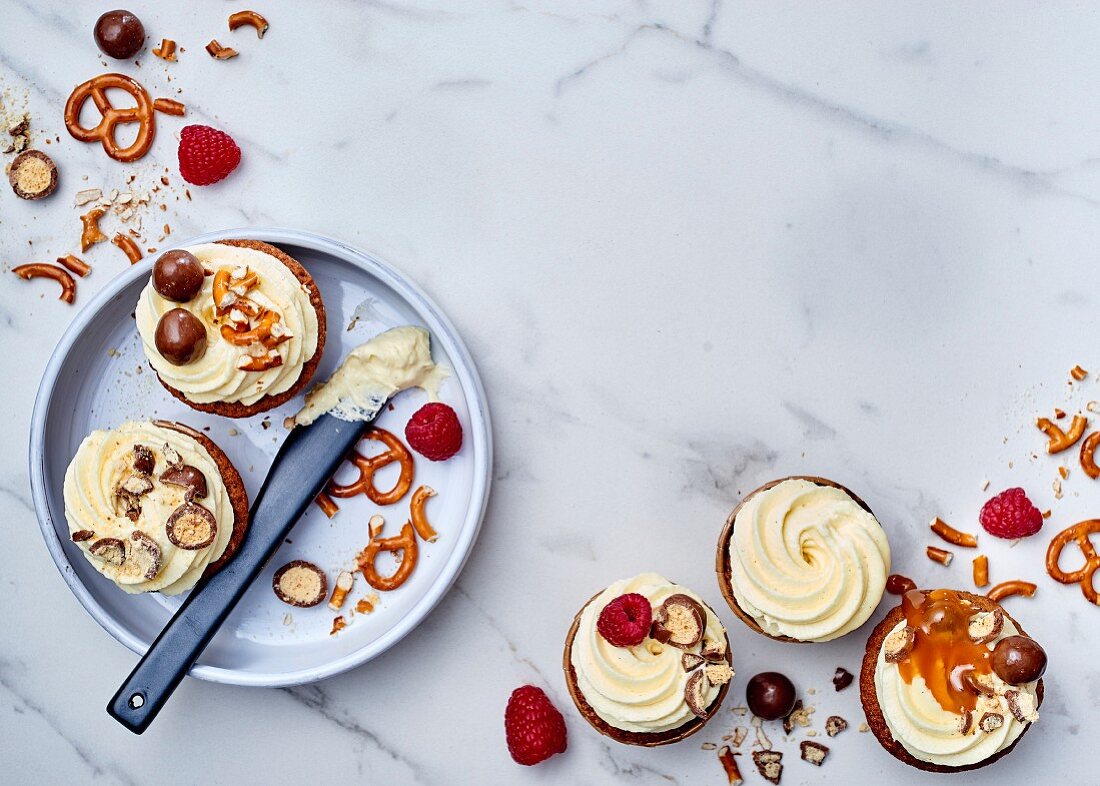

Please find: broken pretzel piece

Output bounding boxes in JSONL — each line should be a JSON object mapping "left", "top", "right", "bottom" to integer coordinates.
{"left": 113, "top": 233, "right": 143, "bottom": 264}
{"left": 717, "top": 746, "right": 743, "bottom": 785}
{"left": 314, "top": 491, "right": 339, "bottom": 518}
{"left": 272, "top": 560, "right": 328, "bottom": 607}
{"left": 328, "top": 570, "right": 354, "bottom": 611}
{"left": 153, "top": 98, "right": 185, "bottom": 117}
{"left": 1036, "top": 414, "right": 1087, "bottom": 454}
{"left": 80, "top": 207, "right": 108, "bottom": 251}
{"left": 410, "top": 485, "right": 438, "bottom": 542}
{"left": 12, "top": 263, "right": 76, "bottom": 304}
{"left": 57, "top": 254, "right": 91, "bottom": 278}
{"left": 927, "top": 545, "right": 954, "bottom": 566}
{"left": 152, "top": 38, "right": 177, "bottom": 61}
{"left": 986, "top": 580, "right": 1037, "bottom": 602}
{"left": 930, "top": 517, "right": 977, "bottom": 547}
{"left": 229, "top": 10, "right": 269, "bottom": 38}
{"left": 206, "top": 40, "right": 238, "bottom": 59}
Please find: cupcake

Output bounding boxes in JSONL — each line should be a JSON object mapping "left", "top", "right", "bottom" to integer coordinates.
{"left": 860, "top": 589, "right": 1045, "bottom": 772}
{"left": 136, "top": 240, "right": 326, "bottom": 418}
{"left": 716, "top": 476, "right": 890, "bottom": 642}
{"left": 563, "top": 573, "right": 733, "bottom": 746}
{"left": 63, "top": 420, "right": 249, "bottom": 595}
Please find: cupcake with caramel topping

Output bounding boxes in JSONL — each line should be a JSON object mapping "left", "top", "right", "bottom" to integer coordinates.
{"left": 135, "top": 240, "right": 325, "bottom": 418}
{"left": 716, "top": 476, "right": 891, "bottom": 642}
{"left": 860, "top": 589, "right": 1045, "bottom": 772}
{"left": 563, "top": 573, "right": 732, "bottom": 746}
{"left": 63, "top": 421, "right": 248, "bottom": 595}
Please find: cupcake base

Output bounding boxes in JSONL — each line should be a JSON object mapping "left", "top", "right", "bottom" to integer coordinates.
{"left": 562, "top": 590, "right": 732, "bottom": 747}
{"left": 715, "top": 475, "right": 877, "bottom": 644}
{"left": 859, "top": 591, "right": 1044, "bottom": 773}
{"left": 154, "top": 420, "right": 249, "bottom": 577}
{"left": 154, "top": 239, "right": 327, "bottom": 419}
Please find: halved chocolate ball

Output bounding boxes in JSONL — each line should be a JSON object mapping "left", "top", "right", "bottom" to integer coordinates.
{"left": 155, "top": 308, "right": 207, "bottom": 365}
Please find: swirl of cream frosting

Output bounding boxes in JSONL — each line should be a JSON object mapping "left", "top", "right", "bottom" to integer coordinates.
{"left": 874, "top": 618, "right": 1039, "bottom": 767}
{"left": 570, "top": 573, "right": 726, "bottom": 734}
{"left": 63, "top": 421, "right": 235, "bottom": 596}
{"left": 726, "top": 478, "right": 890, "bottom": 642}
{"left": 135, "top": 243, "right": 320, "bottom": 406}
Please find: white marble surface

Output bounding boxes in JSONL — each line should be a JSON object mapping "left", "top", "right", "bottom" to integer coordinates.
{"left": 1, "top": 1, "right": 1096, "bottom": 783}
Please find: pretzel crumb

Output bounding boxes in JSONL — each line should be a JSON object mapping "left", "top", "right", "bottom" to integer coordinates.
{"left": 1071, "top": 364, "right": 1088, "bottom": 381}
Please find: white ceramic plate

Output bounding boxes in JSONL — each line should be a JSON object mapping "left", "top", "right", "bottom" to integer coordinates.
{"left": 28, "top": 228, "right": 492, "bottom": 687}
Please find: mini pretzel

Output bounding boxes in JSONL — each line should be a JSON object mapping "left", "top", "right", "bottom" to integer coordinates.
{"left": 12, "top": 264, "right": 76, "bottom": 303}
{"left": 327, "top": 427, "right": 415, "bottom": 506}
{"left": 64, "top": 73, "right": 156, "bottom": 162}
{"left": 112, "top": 233, "right": 143, "bottom": 264}
{"left": 1081, "top": 432, "right": 1100, "bottom": 479}
{"left": 1036, "top": 414, "right": 1087, "bottom": 453}
{"left": 357, "top": 521, "right": 418, "bottom": 591}
{"left": 57, "top": 255, "right": 90, "bottom": 277}
{"left": 80, "top": 207, "right": 108, "bottom": 251}
{"left": 410, "top": 485, "right": 438, "bottom": 543}
{"left": 229, "top": 10, "right": 269, "bottom": 38}
{"left": 1046, "top": 519, "right": 1100, "bottom": 605}
{"left": 930, "top": 517, "right": 977, "bottom": 548}
{"left": 986, "top": 580, "right": 1037, "bottom": 602}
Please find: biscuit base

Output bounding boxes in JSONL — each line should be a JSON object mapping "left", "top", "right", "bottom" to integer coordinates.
{"left": 562, "top": 589, "right": 732, "bottom": 747}
{"left": 859, "top": 590, "right": 1044, "bottom": 773}
{"left": 155, "top": 239, "right": 327, "bottom": 419}
{"left": 154, "top": 420, "right": 249, "bottom": 577}
{"left": 715, "top": 475, "right": 877, "bottom": 644}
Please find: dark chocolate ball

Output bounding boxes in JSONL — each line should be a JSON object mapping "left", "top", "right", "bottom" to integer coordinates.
{"left": 991, "top": 635, "right": 1047, "bottom": 685}
{"left": 746, "top": 672, "right": 797, "bottom": 720}
{"left": 155, "top": 309, "right": 207, "bottom": 365}
{"left": 153, "top": 250, "right": 204, "bottom": 302}
{"left": 94, "top": 10, "right": 145, "bottom": 59}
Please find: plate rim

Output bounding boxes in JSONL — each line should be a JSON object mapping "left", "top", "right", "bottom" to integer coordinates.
{"left": 28, "top": 227, "right": 493, "bottom": 687}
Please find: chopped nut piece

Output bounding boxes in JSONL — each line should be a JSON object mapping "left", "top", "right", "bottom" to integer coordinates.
{"left": 752, "top": 750, "right": 783, "bottom": 785}
{"left": 74, "top": 188, "right": 102, "bottom": 206}
{"left": 800, "top": 740, "right": 829, "bottom": 766}
{"left": 884, "top": 625, "right": 916, "bottom": 663}
{"left": 825, "top": 715, "right": 848, "bottom": 737}
{"left": 368, "top": 514, "right": 384, "bottom": 538}
{"left": 732, "top": 726, "right": 747, "bottom": 747}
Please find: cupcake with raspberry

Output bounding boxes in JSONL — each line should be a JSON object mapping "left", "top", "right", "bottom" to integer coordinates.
{"left": 861, "top": 588, "right": 1045, "bottom": 772}
{"left": 63, "top": 420, "right": 249, "bottom": 595}
{"left": 563, "top": 573, "right": 732, "bottom": 746}
{"left": 135, "top": 241, "right": 325, "bottom": 418}
{"left": 716, "top": 476, "right": 890, "bottom": 642}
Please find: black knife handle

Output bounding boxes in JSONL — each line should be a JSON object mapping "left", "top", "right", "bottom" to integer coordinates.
{"left": 107, "top": 415, "right": 369, "bottom": 734}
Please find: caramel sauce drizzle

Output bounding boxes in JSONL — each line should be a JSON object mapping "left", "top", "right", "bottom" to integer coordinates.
{"left": 896, "top": 589, "right": 992, "bottom": 714}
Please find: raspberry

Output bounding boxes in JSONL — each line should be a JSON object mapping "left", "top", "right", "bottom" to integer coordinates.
{"left": 979, "top": 487, "right": 1043, "bottom": 539}
{"left": 596, "top": 593, "right": 652, "bottom": 647}
{"left": 504, "top": 685, "right": 567, "bottom": 766}
{"left": 178, "top": 124, "right": 241, "bottom": 186}
{"left": 404, "top": 402, "right": 462, "bottom": 461}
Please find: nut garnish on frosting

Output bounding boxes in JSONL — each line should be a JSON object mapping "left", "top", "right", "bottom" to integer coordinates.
{"left": 727, "top": 478, "right": 890, "bottom": 641}
{"left": 571, "top": 573, "right": 729, "bottom": 734}
{"left": 136, "top": 243, "right": 320, "bottom": 406}
{"left": 63, "top": 421, "right": 235, "bottom": 595}
{"left": 874, "top": 590, "right": 1044, "bottom": 767}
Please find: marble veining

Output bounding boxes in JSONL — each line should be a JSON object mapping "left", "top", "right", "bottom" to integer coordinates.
{"left": 2, "top": 0, "right": 1097, "bottom": 783}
